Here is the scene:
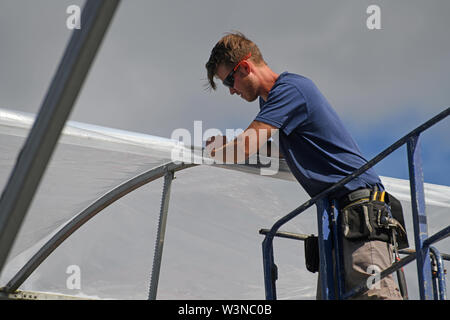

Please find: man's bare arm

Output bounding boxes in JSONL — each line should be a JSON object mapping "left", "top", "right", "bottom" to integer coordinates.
{"left": 206, "top": 120, "right": 279, "bottom": 163}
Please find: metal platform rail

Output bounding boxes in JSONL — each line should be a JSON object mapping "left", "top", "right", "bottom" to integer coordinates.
{"left": 261, "top": 107, "right": 450, "bottom": 300}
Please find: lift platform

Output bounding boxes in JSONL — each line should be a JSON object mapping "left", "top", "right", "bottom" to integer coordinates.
{"left": 260, "top": 107, "right": 449, "bottom": 300}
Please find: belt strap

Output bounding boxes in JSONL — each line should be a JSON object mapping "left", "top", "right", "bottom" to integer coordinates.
{"left": 339, "top": 187, "right": 387, "bottom": 209}
{"left": 347, "top": 189, "right": 371, "bottom": 202}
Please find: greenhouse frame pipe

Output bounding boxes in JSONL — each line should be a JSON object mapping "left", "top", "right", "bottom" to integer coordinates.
{"left": 3, "top": 161, "right": 197, "bottom": 293}
{"left": 0, "top": 0, "right": 120, "bottom": 273}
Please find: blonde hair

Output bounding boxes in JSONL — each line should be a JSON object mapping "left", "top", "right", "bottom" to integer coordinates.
{"left": 205, "top": 32, "right": 266, "bottom": 90}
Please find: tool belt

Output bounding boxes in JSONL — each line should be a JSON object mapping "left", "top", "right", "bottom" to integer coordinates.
{"left": 339, "top": 187, "right": 408, "bottom": 249}
{"left": 303, "top": 187, "right": 409, "bottom": 274}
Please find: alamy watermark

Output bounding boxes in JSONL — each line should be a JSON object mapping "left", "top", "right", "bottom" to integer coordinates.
{"left": 66, "top": 5, "right": 81, "bottom": 30}
{"left": 66, "top": 264, "right": 81, "bottom": 290}
{"left": 366, "top": 264, "right": 381, "bottom": 290}
{"left": 366, "top": 5, "right": 382, "bottom": 30}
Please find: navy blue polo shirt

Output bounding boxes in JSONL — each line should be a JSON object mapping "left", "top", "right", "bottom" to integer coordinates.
{"left": 255, "top": 72, "right": 384, "bottom": 198}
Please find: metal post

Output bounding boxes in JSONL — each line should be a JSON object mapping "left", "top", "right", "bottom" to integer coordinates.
{"left": 430, "top": 250, "right": 439, "bottom": 300}
{"left": 407, "top": 134, "right": 433, "bottom": 299}
{"left": 148, "top": 170, "right": 174, "bottom": 300}
{"left": 316, "top": 198, "right": 335, "bottom": 299}
{"left": 262, "top": 236, "right": 278, "bottom": 300}
{"left": 0, "top": 0, "right": 120, "bottom": 273}
{"left": 331, "top": 200, "right": 344, "bottom": 299}
{"left": 429, "top": 246, "right": 447, "bottom": 300}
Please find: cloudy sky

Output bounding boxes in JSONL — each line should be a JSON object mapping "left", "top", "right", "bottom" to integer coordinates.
{"left": 0, "top": 0, "right": 449, "bottom": 185}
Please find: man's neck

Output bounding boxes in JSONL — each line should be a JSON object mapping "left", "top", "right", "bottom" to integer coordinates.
{"left": 258, "top": 65, "right": 279, "bottom": 101}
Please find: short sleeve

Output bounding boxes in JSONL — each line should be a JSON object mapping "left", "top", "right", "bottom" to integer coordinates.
{"left": 254, "top": 83, "right": 308, "bottom": 135}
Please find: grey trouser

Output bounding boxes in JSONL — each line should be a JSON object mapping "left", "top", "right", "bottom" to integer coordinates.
{"left": 316, "top": 239, "right": 403, "bottom": 300}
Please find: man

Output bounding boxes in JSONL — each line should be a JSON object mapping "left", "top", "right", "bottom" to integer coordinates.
{"left": 204, "top": 32, "right": 403, "bottom": 300}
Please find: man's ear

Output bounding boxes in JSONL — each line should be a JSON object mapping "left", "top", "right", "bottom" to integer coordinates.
{"left": 240, "top": 61, "right": 252, "bottom": 76}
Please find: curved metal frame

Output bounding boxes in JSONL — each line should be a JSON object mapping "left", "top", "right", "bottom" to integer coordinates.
{"left": 3, "top": 161, "right": 197, "bottom": 293}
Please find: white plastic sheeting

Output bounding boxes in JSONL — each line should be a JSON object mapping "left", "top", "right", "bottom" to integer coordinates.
{"left": 0, "top": 108, "right": 449, "bottom": 299}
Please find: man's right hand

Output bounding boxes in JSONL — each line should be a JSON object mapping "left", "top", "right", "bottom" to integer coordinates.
{"left": 205, "top": 135, "right": 227, "bottom": 157}
{"left": 205, "top": 135, "right": 227, "bottom": 147}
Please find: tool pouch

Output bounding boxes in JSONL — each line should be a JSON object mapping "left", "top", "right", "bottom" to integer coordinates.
{"left": 341, "top": 192, "right": 408, "bottom": 248}
{"left": 341, "top": 200, "right": 391, "bottom": 243}
{"left": 386, "top": 193, "right": 409, "bottom": 249}
{"left": 304, "top": 235, "right": 320, "bottom": 273}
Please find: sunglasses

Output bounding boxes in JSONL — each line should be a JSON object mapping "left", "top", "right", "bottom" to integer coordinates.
{"left": 222, "top": 53, "right": 252, "bottom": 88}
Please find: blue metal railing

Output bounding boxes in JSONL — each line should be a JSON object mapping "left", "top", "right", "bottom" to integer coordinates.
{"left": 430, "top": 246, "right": 447, "bottom": 300}
{"left": 261, "top": 107, "right": 449, "bottom": 300}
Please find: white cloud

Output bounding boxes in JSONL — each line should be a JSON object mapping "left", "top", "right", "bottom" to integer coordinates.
{"left": 0, "top": 0, "right": 449, "bottom": 138}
